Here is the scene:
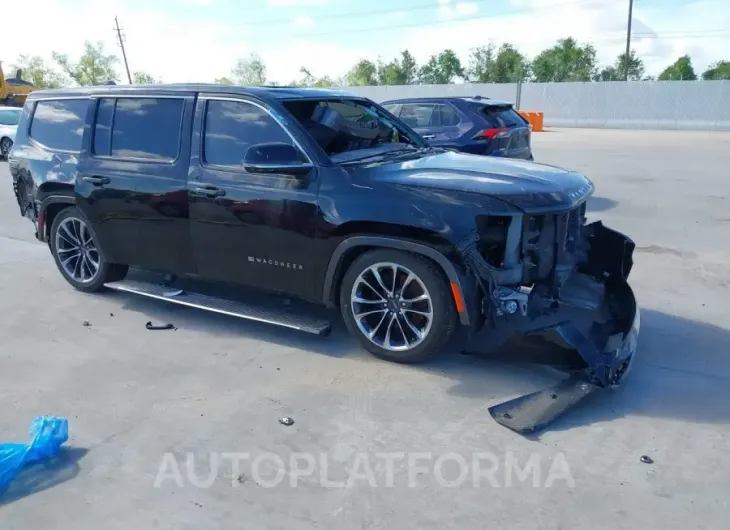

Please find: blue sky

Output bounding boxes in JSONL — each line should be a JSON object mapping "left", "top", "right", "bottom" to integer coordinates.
{"left": 2, "top": 0, "right": 728, "bottom": 83}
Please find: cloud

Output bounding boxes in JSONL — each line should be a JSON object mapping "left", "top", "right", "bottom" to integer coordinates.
{"left": 0, "top": 0, "right": 727, "bottom": 86}
{"left": 268, "top": 0, "right": 328, "bottom": 5}
{"left": 293, "top": 15, "right": 315, "bottom": 27}
{"left": 405, "top": 0, "right": 730, "bottom": 75}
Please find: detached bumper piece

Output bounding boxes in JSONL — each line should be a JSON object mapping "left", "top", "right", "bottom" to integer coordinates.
{"left": 463, "top": 221, "right": 640, "bottom": 434}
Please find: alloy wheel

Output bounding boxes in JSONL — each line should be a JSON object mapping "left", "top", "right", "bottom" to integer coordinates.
{"left": 55, "top": 217, "right": 100, "bottom": 283}
{"left": 350, "top": 262, "right": 433, "bottom": 351}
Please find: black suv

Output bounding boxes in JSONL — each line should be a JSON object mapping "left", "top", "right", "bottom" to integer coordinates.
{"left": 10, "top": 85, "right": 639, "bottom": 432}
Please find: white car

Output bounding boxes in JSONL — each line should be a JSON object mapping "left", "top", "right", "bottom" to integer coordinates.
{"left": 0, "top": 106, "right": 22, "bottom": 159}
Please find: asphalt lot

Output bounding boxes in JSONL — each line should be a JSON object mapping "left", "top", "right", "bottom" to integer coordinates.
{"left": 1, "top": 128, "right": 730, "bottom": 529}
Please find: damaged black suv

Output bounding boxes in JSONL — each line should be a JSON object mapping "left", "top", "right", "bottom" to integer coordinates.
{"left": 10, "top": 85, "right": 639, "bottom": 432}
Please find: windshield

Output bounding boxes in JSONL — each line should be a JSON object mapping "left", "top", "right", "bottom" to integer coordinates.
{"left": 0, "top": 109, "right": 21, "bottom": 126}
{"left": 282, "top": 98, "right": 429, "bottom": 164}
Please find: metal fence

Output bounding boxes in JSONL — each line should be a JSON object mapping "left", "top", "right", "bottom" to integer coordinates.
{"left": 344, "top": 80, "right": 730, "bottom": 131}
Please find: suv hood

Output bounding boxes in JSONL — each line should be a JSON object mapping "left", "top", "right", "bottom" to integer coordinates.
{"left": 375, "top": 150, "right": 594, "bottom": 213}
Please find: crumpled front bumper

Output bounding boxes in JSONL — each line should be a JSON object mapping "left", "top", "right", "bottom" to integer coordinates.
{"left": 488, "top": 282, "right": 639, "bottom": 434}
{"left": 464, "top": 221, "right": 641, "bottom": 434}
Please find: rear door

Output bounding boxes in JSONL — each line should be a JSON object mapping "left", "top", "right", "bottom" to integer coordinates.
{"left": 76, "top": 92, "right": 196, "bottom": 273}
{"left": 398, "top": 102, "right": 466, "bottom": 147}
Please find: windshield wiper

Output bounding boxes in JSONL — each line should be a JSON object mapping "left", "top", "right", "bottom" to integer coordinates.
{"left": 338, "top": 147, "right": 431, "bottom": 166}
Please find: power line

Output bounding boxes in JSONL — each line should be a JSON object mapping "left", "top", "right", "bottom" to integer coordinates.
{"left": 114, "top": 16, "right": 133, "bottom": 84}
{"left": 242, "top": 0, "right": 588, "bottom": 27}
{"left": 288, "top": 0, "right": 602, "bottom": 38}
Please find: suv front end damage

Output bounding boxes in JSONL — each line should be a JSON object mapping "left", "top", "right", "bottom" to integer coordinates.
{"left": 457, "top": 204, "right": 640, "bottom": 434}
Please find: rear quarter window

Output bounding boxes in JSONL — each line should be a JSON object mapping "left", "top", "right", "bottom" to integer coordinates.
{"left": 29, "top": 99, "right": 90, "bottom": 152}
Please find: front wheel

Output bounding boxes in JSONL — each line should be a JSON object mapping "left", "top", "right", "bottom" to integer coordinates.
{"left": 339, "top": 249, "right": 457, "bottom": 363}
{"left": 49, "top": 207, "right": 128, "bottom": 292}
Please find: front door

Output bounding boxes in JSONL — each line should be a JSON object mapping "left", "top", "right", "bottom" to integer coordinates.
{"left": 188, "top": 96, "right": 321, "bottom": 300}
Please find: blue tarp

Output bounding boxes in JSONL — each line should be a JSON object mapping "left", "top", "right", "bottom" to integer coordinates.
{"left": 0, "top": 417, "right": 69, "bottom": 491}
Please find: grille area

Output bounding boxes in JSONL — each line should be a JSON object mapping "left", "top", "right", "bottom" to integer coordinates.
{"left": 522, "top": 202, "right": 587, "bottom": 285}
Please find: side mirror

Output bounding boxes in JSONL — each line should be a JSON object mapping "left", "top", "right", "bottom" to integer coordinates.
{"left": 243, "top": 142, "right": 312, "bottom": 176}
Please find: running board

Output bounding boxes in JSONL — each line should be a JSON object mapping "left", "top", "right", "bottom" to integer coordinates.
{"left": 104, "top": 279, "right": 332, "bottom": 336}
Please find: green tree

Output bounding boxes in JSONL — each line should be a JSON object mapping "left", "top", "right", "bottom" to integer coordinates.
{"left": 298, "top": 67, "right": 335, "bottom": 87}
{"left": 375, "top": 50, "right": 419, "bottom": 85}
{"left": 494, "top": 44, "right": 531, "bottom": 83}
{"left": 52, "top": 41, "right": 119, "bottom": 86}
{"left": 10, "top": 55, "right": 66, "bottom": 88}
{"left": 658, "top": 55, "right": 697, "bottom": 81}
{"left": 214, "top": 76, "right": 234, "bottom": 85}
{"left": 399, "top": 50, "right": 418, "bottom": 85}
{"left": 347, "top": 59, "right": 378, "bottom": 86}
{"left": 702, "top": 61, "right": 730, "bottom": 80}
{"left": 467, "top": 44, "right": 496, "bottom": 83}
{"left": 232, "top": 53, "right": 267, "bottom": 85}
{"left": 531, "top": 38, "right": 597, "bottom": 82}
{"left": 596, "top": 50, "right": 645, "bottom": 81}
{"left": 132, "top": 71, "right": 159, "bottom": 84}
{"left": 419, "top": 49, "right": 464, "bottom": 84}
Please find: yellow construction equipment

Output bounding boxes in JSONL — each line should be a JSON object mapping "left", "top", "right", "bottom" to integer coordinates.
{"left": 0, "top": 61, "right": 36, "bottom": 107}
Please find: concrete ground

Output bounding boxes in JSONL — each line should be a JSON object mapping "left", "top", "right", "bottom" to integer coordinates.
{"left": 1, "top": 128, "right": 729, "bottom": 529}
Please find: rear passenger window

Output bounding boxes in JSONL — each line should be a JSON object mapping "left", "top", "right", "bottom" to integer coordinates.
{"left": 30, "top": 99, "right": 89, "bottom": 152}
{"left": 203, "top": 100, "right": 300, "bottom": 167}
{"left": 93, "top": 97, "right": 184, "bottom": 160}
{"left": 399, "top": 104, "right": 435, "bottom": 128}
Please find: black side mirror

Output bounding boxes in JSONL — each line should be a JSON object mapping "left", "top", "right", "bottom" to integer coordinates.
{"left": 243, "top": 142, "right": 312, "bottom": 176}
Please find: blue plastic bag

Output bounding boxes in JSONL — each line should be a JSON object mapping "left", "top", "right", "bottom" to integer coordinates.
{"left": 0, "top": 417, "right": 69, "bottom": 491}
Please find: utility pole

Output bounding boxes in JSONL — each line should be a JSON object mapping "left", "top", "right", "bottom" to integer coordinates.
{"left": 114, "top": 16, "right": 133, "bottom": 84}
{"left": 624, "top": 0, "right": 634, "bottom": 81}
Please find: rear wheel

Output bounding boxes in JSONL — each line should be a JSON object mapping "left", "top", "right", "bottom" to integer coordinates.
{"left": 339, "top": 248, "right": 457, "bottom": 363}
{"left": 0, "top": 137, "right": 12, "bottom": 158}
{"left": 49, "top": 207, "right": 128, "bottom": 292}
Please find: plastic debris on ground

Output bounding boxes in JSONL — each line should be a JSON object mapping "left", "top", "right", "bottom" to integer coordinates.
{"left": 0, "top": 416, "right": 69, "bottom": 492}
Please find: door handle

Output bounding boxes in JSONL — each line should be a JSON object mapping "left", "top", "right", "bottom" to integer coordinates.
{"left": 194, "top": 187, "right": 226, "bottom": 198}
{"left": 422, "top": 134, "right": 436, "bottom": 140}
{"left": 82, "top": 176, "right": 110, "bottom": 186}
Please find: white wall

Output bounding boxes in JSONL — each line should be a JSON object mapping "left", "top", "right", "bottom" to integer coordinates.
{"left": 343, "top": 81, "right": 730, "bottom": 131}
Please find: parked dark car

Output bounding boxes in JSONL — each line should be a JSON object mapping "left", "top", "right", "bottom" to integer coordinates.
{"left": 381, "top": 96, "right": 533, "bottom": 160}
{"left": 10, "top": 85, "right": 638, "bottom": 432}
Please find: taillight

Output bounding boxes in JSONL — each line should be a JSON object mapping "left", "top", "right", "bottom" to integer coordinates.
{"left": 474, "top": 127, "right": 508, "bottom": 140}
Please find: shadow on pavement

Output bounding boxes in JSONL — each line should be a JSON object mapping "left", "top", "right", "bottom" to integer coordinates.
{"left": 587, "top": 196, "right": 619, "bottom": 212}
{"left": 104, "top": 286, "right": 730, "bottom": 430}
{"left": 0, "top": 447, "right": 88, "bottom": 506}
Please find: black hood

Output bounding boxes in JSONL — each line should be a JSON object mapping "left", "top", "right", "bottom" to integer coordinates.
{"left": 371, "top": 151, "right": 595, "bottom": 213}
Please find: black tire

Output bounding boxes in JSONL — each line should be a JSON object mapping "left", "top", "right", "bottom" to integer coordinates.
{"left": 49, "top": 206, "right": 128, "bottom": 292}
{"left": 339, "top": 248, "right": 457, "bottom": 363}
{"left": 0, "top": 137, "right": 12, "bottom": 159}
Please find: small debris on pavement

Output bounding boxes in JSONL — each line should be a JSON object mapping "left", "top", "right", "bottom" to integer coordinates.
{"left": 82, "top": 320, "right": 91, "bottom": 327}
{"left": 640, "top": 455, "right": 654, "bottom": 464}
{"left": 237, "top": 474, "right": 247, "bottom": 484}
{"left": 279, "top": 417, "right": 295, "bottom": 426}
{"left": 109, "top": 313, "right": 115, "bottom": 317}
{"left": 145, "top": 321, "right": 176, "bottom": 331}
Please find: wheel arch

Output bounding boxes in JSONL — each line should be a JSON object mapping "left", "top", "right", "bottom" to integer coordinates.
{"left": 39, "top": 195, "right": 76, "bottom": 242}
{"left": 322, "top": 236, "right": 471, "bottom": 326}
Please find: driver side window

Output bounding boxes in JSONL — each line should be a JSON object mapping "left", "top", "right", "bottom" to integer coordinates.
{"left": 203, "top": 100, "right": 304, "bottom": 167}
